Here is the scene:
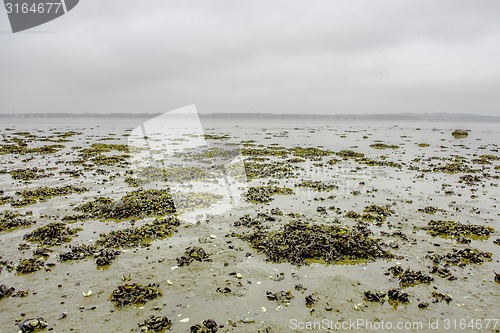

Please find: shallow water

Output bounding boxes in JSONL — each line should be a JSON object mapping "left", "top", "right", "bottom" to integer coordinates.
{"left": 0, "top": 116, "right": 499, "bottom": 333}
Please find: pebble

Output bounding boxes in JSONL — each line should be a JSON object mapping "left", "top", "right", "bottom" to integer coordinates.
{"left": 241, "top": 317, "right": 255, "bottom": 323}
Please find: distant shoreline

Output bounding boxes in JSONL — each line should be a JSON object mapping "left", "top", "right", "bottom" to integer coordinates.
{"left": 0, "top": 112, "right": 498, "bottom": 123}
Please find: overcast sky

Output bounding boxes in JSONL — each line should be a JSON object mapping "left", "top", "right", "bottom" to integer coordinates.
{"left": 1, "top": 0, "right": 499, "bottom": 115}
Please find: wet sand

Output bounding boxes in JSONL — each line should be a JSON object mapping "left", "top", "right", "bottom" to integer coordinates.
{"left": 0, "top": 117, "right": 499, "bottom": 333}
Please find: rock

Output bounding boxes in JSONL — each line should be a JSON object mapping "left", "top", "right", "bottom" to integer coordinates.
{"left": 452, "top": 129, "right": 468, "bottom": 138}
{"left": 17, "top": 317, "right": 47, "bottom": 333}
{"left": 0, "top": 284, "right": 15, "bottom": 299}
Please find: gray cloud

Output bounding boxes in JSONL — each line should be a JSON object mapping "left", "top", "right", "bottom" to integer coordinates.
{"left": 1, "top": 0, "right": 499, "bottom": 115}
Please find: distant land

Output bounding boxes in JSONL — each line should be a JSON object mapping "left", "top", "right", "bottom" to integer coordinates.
{"left": 0, "top": 112, "right": 499, "bottom": 122}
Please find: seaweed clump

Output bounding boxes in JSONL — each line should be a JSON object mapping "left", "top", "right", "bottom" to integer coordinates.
{"left": 95, "top": 248, "right": 121, "bottom": 267}
{"left": 76, "top": 189, "right": 176, "bottom": 219}
{"left": 369, "top": 143, "right": 399, "bottom": 149}
{"left": 110, "top": 283, "right": 162, "bottom": 308}
{"left": 426, "top": 248, "right": 492, "bottom": 267}
{"left": 10, "top": 168, "right": 52, "bottom": 181}
{"left": 238, "top": 220, "right": 392, "bottom": 266}
{"left": 138, "top": 315, "right": 172, "bottom": 332}
{"left": 190, "top": 319, "right": 218, "bottom": 333}
{"left": 336, "top": 150, "right": 364, "bottom": 158}
{"left": 266, "top": 290, "right": 294, "bottom": 305}
{"left": 458, "top": 174, "right": 482, "bottom": 186}
{"left": 59, "top": 245, "right": 121, "bottom": 267}
{"left": 234, "top": 213, "right": 275, "bottom": 228}
{"left": 290, "top": 147, "right": 333, "bottom": 160}
{"left": 244, "top": 186, "right": 294, "bottom": 204}
{"left": 96, "top": 216, "right": 180, "bottom": 249}
{"left": 418, "top": 206, "right": 438, "bottom": 214}
{"left": 431, "top": 291, "right": 452, "bottom": 304}
{"left": 425, "top": 220, "right": 494, "bottom": 241}
{"left": 364, "top": 290, "right": 386, "bottom": 303}
{"left": 239, "top": 161, "right": 299, "bottom": 180}
{"left": 176, "top": 246, "right": 211, "bottom": 266}
{"left": 388, "top": 266, "right": 434, "bottom": 288}
{"left": 387, "top": 288, "right": 410, "bottom": 306}
{"left": 12, "top": 185, "right": 88, "bottom": 207}
{"left": 23, "top": 222, "right": 80, "bottom": 246}
{"left": 345, "top": 204, "right": 394, "bottom": 225}
{"left": 364, "top": 288, "right": 409, "bottom": 306}
{"left": 59, "top": 244, "right": 97, "bottom": 261}
{"left": 16, "top": 257, "right": 45, "bottom": 274}
{"left": 0, "top": 211, "right": 35, "bottom": 232}
{"left": 0, "top": 190, "right": 11, "bottom": 205}
{"left": 295, "top": 180, "right": 338, "bottom": 192}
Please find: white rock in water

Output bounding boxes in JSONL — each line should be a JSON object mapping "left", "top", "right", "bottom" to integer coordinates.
{"left": 180, "top": 318, "right": 189, "bottom": 323}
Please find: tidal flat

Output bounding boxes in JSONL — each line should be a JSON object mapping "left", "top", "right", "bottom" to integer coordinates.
{"left": 0, "top": 116, "right": 499, "bottom": 333}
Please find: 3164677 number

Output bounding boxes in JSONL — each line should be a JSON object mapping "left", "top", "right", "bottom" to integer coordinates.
{"left": 5, "top": 2, "right": 62, "bottom": 14}
{"left": 443, "top": 319, "right": 499, "bottom": 330}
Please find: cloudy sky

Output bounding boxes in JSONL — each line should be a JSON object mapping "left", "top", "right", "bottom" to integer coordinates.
{"left": 1, "top": 0, "right": 499, "bottom": 115}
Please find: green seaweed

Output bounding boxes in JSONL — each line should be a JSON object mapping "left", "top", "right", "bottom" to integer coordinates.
{"left": 425, "top": 220, "right": 493, "bottom": 241}
{"left": 295, "top": 180, "right": 338, "bottom": 192}
{"left": 0, "top": 211, "right": 35, "bottom": 232}
{"left": 23, "top": 222, "right": 80, "bottom": 246}
{"left": 388, "top": 266, "right": 434, "bottom": 288}
{"left": 245, "top": 186, "right": 294, "bottom": 204}
{"left": 176, "top": 246, "right": 210, "bottom": 266}
{"left": 96, "top": 216, "right": 180, "bottom": 249}
{"left": 238, "top": 220, "right": 392, "bottom": 266}
{"left": 110, "top": 283, "right": 162, "bottom": 308}
{"left": 369, "top": 143, "right": 399, "bottom": 149}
